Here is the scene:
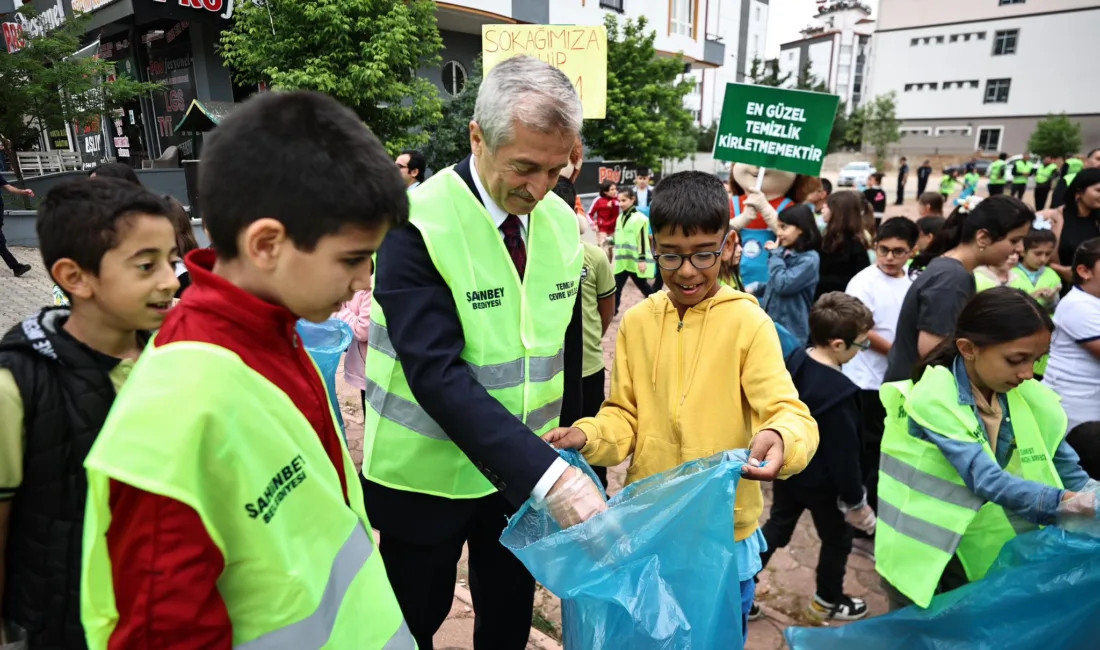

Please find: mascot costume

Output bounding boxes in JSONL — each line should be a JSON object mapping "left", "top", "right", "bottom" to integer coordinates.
{"left": 729, "top": 164, "right": 817, "bottom": 289}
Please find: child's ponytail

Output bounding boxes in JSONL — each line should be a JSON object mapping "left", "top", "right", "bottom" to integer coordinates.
{"left": 911, "top": 286, "right": 1053, "bottom": 382}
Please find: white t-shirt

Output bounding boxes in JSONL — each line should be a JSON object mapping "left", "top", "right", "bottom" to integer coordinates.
{"left": 1044, "top": 288, "right": 1100, "bottom": 430}
{"left": 842, "top": 265, "right": 912, "bottom": 391}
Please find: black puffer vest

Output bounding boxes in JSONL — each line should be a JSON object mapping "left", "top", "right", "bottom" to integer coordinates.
{"left": 0, "top": 309, "right": 121, "bottom": 650}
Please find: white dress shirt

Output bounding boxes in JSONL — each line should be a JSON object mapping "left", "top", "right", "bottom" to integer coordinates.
{"left": 469, "top": 156, "right": 568, "bottom": 500}
{"left": 635, "top": 185, "right": 652, "bottom": 209}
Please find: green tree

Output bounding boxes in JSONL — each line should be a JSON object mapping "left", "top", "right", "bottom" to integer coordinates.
{"left": 697, "top": 121, "right": 718, "bottom": 152}
{"left": 747, "top": 57, "right": 791, "bottom": 88}
{"left": 794, "top": 59, "right": 828, "bottom": 93}
{"left": 0, "top": 7, "right": 160, "bottom": 186}
{"left": 581, "top": 15, "right": 696, "bottom": 169}
{"left": 1028, "top": 113, "right": 1083, "bottom": 158}
{"left": 220, "top": 0, "right": 444, "bottom": 155}
{"left": 848, "top": 93, "right": 901, "bottom": 168}
{"left": 422, "top": 56, "right": 482, "bottom": 171}
{"left": 828, "top": 101, "right": 851, "bottom": 153}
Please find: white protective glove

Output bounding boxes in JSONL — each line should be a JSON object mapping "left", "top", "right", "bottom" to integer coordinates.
{"left": 844, "top": 504, "right": 877, "bottom": 535}
{"left": 1057, "top": 485, "right": 1100, "bottom": 536}
{"left": 743, "top": 188, "right": 779, "bottom": 230}
{"left": 544, "top": 465, "right": 608, "bottom": 530}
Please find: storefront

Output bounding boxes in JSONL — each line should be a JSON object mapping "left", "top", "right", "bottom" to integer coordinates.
{"left": 2, "top": 0, "right": 248, "bottom": 167}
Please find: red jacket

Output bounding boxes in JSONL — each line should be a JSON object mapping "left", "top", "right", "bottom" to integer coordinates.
{"left": 104, "top": 249, "right": 349, "bottom": 650}
{"left": 588, "top": 196, "right": 620, "bottom": 235}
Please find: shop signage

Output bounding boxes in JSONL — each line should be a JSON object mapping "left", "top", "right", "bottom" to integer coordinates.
{"left": 713, "top": 83, "right": 840, "bottom": 177}
{"left": 481, "top": 24, "right": 607, "bottom": 120}
{"left": 575, "top": 160, "right": 660, "bottom": 196}
{"left": 4, "top": 0, "right": 64, "bottom": 52}
{"left": 72, "top": 0, "right": 122, "bottom": 13}
{"left": 153, "top": 0, "right": 235, "bottom": 20}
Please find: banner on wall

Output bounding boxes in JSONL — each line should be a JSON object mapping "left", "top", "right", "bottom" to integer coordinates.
{"left": 481, "top": 24, "right": 607, "bottom": 119}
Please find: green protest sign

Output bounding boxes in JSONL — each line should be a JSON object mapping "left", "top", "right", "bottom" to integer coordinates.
{"left": 713, "top": 83, "right": 840, "bottom": 177}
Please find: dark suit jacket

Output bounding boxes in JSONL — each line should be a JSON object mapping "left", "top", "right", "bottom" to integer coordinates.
{"left": 363, "top": 155, "right": 584, "bottom": 543}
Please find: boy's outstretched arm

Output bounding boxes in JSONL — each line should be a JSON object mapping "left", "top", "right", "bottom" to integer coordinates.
{"left": 741, "top": 321, "right": 819, "bottom": 479}
{"left": 562, "top": 324, "right": 639, "bottom": 468}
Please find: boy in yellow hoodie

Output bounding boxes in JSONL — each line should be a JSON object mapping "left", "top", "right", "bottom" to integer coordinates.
{"left": 543, "top": 170, "right": 819, "bottom": 647}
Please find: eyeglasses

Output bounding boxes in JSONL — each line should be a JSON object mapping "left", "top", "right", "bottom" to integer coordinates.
{"left": 850, "top": 338, "right": 872, "bottom": 351}
{"left": 656, "top": 232, "right": 731, "bottom": 271}
{"left": 875, "top": 245, "right": 911, "bottom": 259}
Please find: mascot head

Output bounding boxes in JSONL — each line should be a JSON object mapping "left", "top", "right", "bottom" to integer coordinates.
{"left": 729, "top": 163, "right": 819, "bottom": 204}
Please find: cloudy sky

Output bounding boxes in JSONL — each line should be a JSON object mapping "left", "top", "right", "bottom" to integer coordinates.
{"left": 766, "top": 0, "right": 880, "bottom": 57}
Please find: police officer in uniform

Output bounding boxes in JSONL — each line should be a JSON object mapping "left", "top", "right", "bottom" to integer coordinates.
{"left": 361, "top": 56, "right": 607, "bottom": 650}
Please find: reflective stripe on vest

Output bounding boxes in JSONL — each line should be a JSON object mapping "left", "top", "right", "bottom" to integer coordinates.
{"left": 235, "top": 526, "right": 414, "bottom": 650}
{"left": 879, "top": 454, "right": 983, "bottom": 512}
{"left": 362, "top": 167, "right": 581, "bottom": 499}
{"left": 81, "top": 342, "right": 411, "bottom": 649}
{"left": 877, "top": 500, "right": 963, "bottom": 554}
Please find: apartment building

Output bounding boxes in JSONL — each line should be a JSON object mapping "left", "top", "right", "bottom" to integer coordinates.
{"left": 432, "top": 0, "right": 767, "bottom": 127}
{"left": 867, "top": 0, "right": 1100, "bottom": 156}
{"left": 778, "top": 1, "right": 875, "bottom": 114}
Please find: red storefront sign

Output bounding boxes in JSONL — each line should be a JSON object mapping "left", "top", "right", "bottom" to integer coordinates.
{"left": 152, "top": 0, "right": 234, "bottom": 19}
{"left": 2, "top": 22, "right": 26, "bottom": 54}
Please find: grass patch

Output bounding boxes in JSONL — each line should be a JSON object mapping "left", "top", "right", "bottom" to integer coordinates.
{"left": 532, "top": 609, "right": 559, "bottom": 639}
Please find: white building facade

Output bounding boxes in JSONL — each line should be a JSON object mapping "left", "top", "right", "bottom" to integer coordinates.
{"left": 431, "top": 1, "right": 764, "bottom": 128}
{"left": 868, "top": 0, "right": 1100, "bottom": 156}
{"left": 778, "top": 1, "right": 874, "bottom": 114}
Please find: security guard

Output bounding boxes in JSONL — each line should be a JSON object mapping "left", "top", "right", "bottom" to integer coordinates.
{"left": 1011, "top": 153, "right": 1034, "bottom": 200}
{"left": 1033, "top": 156, "right": 1060, "bottom": 210}
{"left": 362, "top": 56, "right": 606, "bottom": 650}
{"left": 987, "top": 153, "right": 1009, "bottom": 196}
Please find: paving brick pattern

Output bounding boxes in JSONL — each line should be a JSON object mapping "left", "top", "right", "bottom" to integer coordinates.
{"left": 0, "top": 246, "right": 54, "bottom": 334}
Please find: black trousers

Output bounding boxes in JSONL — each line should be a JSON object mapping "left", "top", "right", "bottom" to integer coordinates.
{"left": 0, "top": 218, "right": 22, "bottom": 270}
{"left": 760, "top": 480, "right": 853, "bottom": 602}
{"left": 989, "top": 183, "right": 1006, "bottom": 196}
{"left": 614, "top": 271, "right": 653, "bottom": 311}
{"left": 378, "top": 492, "right": 536, "bottom": 650}
{"left": 1011, "top": 183, "right": 1028, "bottom": 199}
{"left": 581, "top": 369, "right": 609, "bottom": 488}
{"left": 852, "top": 389, "right": 886, "bottom": 540}
{"left": 896, "top": 181, "right": 906, "bottom": 205}
{"left": 916, "top": 179, "right": 928, "bottom": 198}
{"left": 1034, "top": 183, "right": 1052, "bottom": 211}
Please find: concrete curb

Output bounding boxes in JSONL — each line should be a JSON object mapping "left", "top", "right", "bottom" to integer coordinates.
{"left": 453, "top": 584, "right": 563, "bottom": 650}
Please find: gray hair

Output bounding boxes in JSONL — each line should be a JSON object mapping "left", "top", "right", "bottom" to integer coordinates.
{"left": 473, "top": 56, "right": 583, "bottom": 152}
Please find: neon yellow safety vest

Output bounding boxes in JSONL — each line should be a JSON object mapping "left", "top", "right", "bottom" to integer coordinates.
{"left": 973, "top": 270, "right": 999, "bottom": 293}
{"left": 1036, "top": 164, "right": 1058, "bottom": 185}
{"left": 1013, "top": 160, "right": 1034, "bottom": 184}
{"left": 875, "top": 366, "right": 1066, "bottom": 608}
{"left": 939, "top": 176, "right": 957, "bottom": 195}
{"left": 613, "top": 208, "right": 655, "bottom": 279}
{"left": 81, "top": 343, "right": 414, "bottom": 649}
{"left": 989, "top": 160, "right": 1007, "bottom": 185}
{"left": 363, "top": 167, "right": 582, "bottom": 499}
{"left": 963, "top": 172, "right": 980, "bottom": 190}
{"left": 1008, "top": 266, "right": 1061, "bottom": 374}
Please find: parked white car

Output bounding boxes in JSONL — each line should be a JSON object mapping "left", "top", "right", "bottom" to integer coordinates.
{"left": 837, "top": 162, "right": 876, "bottom": 187}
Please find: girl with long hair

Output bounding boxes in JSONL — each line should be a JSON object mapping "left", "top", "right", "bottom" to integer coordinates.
{"left": 588, "top": 180, "right": 619, "bottom": 260}
{"left": 762, "top": 205, "right": 822, "bottom": 343}
{"left": 1049, "top": 168, "right": 1100, "bottom": 285}
{"left": 884, "top": 195, "right": 1033, "bottom": 383}
{"left": 816, "top": 191, "right": 871, "bottom": 298}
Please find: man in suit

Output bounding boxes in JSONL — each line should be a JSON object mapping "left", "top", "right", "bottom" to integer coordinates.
{"left": 361, "top": 56, "right": 607, "bottom": 650}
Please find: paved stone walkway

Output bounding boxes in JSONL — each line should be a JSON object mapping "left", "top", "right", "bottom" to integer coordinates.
{"left": 0, "top": 246, "right": 54, "bottom": 333}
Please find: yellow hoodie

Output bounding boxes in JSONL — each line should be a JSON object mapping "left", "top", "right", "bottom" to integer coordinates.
{"left": 576, "top": 286, "right": 819, "bottom": 541}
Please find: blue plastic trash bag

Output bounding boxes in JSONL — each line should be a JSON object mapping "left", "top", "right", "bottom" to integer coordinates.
{"left": 785, "top": 527, "right": 1100, "bottom": 650}
{"left": 501, "top": 449, "right": 746, "bottom": 649}
{"left": 296, "top": 319, "right": 352, "bottom": 436}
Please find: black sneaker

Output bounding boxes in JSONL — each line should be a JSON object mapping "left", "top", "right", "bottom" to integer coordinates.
{"left": 747, "top": 603, "right": 763, "bottom": 621}
{"left": 809, "top": 593, "right": 869, "bottom": 621}
{"left": 13, "top": 263, "right": 31, "bottom": 277}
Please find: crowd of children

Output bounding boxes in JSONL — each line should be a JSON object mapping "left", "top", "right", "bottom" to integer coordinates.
{"left": 4, "top": 82, "right": 1100, "bottom": 650}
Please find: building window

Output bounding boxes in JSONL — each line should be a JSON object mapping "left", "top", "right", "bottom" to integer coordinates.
{"left": 949, "top": 34, "right": 958, "bottom": 42}
{"left": 998, "top": 0, "right": 1025, "bottom": 5}
{"left": 670, "top": 0, "right": 694, "bottom": 37}
{"left": 922, "top": 37, "right": 931, "bottom": 44}
{"left": 936, "top": 126, "right": 973, "bottom": 137}
{"left": 910, "top": 38, "right": 919, "bottom": 46}
{"left": 978, "top": 127, "right": 1003, "bottom": 152}
{"left": 755, "top": 6, "right": 761, "bottom": 21}
{"left": 838, "top": 64, "right": 850, "bottom": 79}
{"left": 993, "top": 29, "right": 1018, "bottom": 55}
{"left": 976, "top": 32, "right": 987, "bottom": 40}
{"left": 599, "top": 0, "right": 625, "bottom": 11}
{"left": 904, "top": 83, "right": 914, "bottom": 92}
{"left": 984, "top": 78, "right": 1011, "bottom": 103}
{"left": 928, "top": 82, "right": 938, "bottom": 90}
{"left": 441, "top": 60, "right": 467, "bottom": 97}
{"left": 963, "top": 33, "right": 972, "bottom": 41}
{"left": 901, "top": 127, "right": 933, "bottom": 136}
{"left": 970, "top": 80, "right": 980, "bottom": 88}
{"left": 935, "top": 35, "right": 945, "bottom": 43}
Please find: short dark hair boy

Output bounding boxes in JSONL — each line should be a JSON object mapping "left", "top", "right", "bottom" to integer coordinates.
{"left": 878, "top": 216, "right": 920, "bottom": 249}
{"left": 78, "top": 91, "right": 414, "bottom": 647}
{"left": 918, "top": 192, "right": 944, "bottom": 217}
{"left": 758, "top": 292, "right": 875, "bottom": 622}
{"left": 400, "top": 149, "right": 426, "bottom": 183}
{"left": 650, "top": 169, "right": 728, "bottom": 236}
{"left": 0, "top": 177, "right": 179, "bottom": 648}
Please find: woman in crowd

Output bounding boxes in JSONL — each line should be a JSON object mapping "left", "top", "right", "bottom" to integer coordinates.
{"left": 816, "top": 191, "right": 871, "bottom": 298}
{"left": 588, "top": 180, "right": 620, "bottom": 261}
{"left": 1048, "top": 169, "right": 1100, "bottom": 286}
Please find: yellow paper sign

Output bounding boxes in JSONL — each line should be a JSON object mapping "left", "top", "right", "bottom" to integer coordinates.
{"left": 481, "top": 24, "right": 607, "bottom": 120}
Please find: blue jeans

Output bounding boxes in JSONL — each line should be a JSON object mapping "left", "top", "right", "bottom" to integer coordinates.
{"left": 740, "top": 577, "right": 755, "bottom": 648}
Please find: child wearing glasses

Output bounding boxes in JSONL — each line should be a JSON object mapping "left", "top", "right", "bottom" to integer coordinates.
{"left": 757, "top": 292, "right": 876, "bottom": 622}
{"left": 762, "top": 204, "right": 822, "bottom": 343}
{"left": 842, "top": 217, "right": 919, "bottom": 557}
{"left": 542, "top": 171, "right": 819, "bottom": 648}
